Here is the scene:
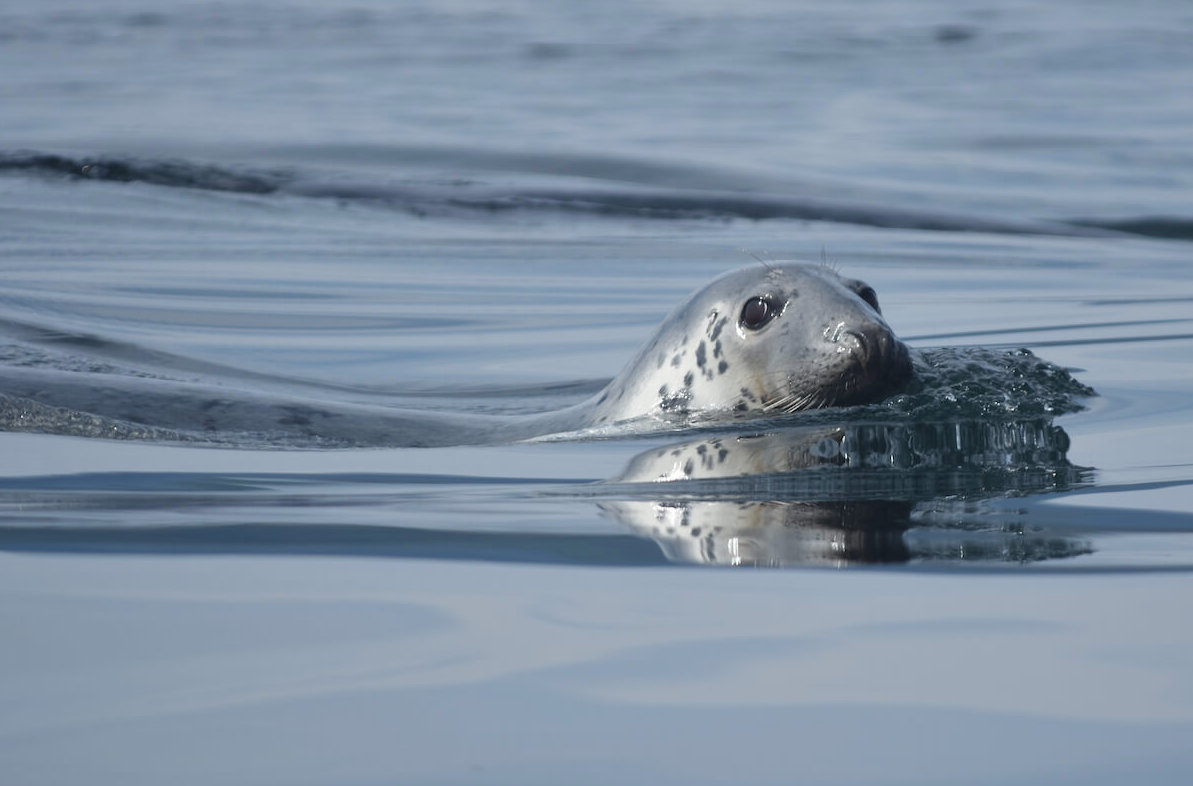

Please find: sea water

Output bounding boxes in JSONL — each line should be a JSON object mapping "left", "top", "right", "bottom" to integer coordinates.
{"left": 2, "top": 0, "right": 1192, "bottom": 783}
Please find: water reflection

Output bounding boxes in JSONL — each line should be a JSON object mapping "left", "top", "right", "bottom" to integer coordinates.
{"left": 597, "top": 418, "right": 1093, "bottom": 567}
{"left": 599, "top": 498, "right": 914, "bottom": 566}
{"left": 0, "top": 417, "right": 1098, "bottom": 569}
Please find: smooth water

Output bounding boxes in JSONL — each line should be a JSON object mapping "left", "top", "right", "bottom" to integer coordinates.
{"left": 2, "top": 1, "right": 1193, "bottom": 783}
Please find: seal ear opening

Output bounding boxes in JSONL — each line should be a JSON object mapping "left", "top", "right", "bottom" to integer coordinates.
{"left": 855, "top": 285, "right": 881, "bottom": 314}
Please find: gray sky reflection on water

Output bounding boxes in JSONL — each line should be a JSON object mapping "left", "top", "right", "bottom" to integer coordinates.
{"left": 2, "top": 554, "right": 1191, "bottom": 785}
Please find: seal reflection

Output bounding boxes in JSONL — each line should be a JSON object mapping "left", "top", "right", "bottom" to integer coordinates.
{"left": 598, "top": 419, "right": 1092, "bottom": 567}
{"left": 599, "top": 498, "right": 913, "bottom": 566}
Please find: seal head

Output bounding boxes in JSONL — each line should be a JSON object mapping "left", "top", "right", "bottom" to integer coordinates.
{"left": 584, "top": 263, "right": 912, "bottom": 425}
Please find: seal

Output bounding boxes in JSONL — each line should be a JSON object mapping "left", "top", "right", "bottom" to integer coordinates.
{"left": 0, "top": 262, "right": 913, "bottom": 447}
{"left": 568, "top": 262, "right": 912, "bottom": 430}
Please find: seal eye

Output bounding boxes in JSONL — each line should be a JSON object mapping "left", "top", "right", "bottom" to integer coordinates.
{"left": 857, "top": 286, "right": 880, "bottom": 313}
{"left": 740, "top": 296, "right": 779, "bottom": 331}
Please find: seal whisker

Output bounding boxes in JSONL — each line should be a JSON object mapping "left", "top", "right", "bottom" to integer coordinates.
{"left": 741, "top": 248, "right": 775, "bottom": 272}
{"left": 818, "top": 247, "right": 841, "bottom": 274}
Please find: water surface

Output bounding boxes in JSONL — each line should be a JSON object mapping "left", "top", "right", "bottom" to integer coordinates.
{"left": 2, "top": 0, "right": 1193, "bottom": 783}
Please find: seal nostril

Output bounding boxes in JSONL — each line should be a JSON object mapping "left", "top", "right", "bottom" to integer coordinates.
{"left": 841, "top": 330, "right": 871, "bottom": 362}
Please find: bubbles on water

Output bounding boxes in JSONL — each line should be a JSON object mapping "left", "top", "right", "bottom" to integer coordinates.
{"left": 895, "top": 346, "right": 1096, "bottom": 419}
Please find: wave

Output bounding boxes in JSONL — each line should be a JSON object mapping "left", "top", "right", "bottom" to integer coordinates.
{"left": 5, "top": 148, "right": 1180, "bottom": 239}
{"left": 0, "top": 151, "right": 283, "bottom": 194}
{"left": 0, "top": 320, "right": 1096, "bottom": 448}
{"left": 1068, "top": 217, "right": 1193, "bottom": 241}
